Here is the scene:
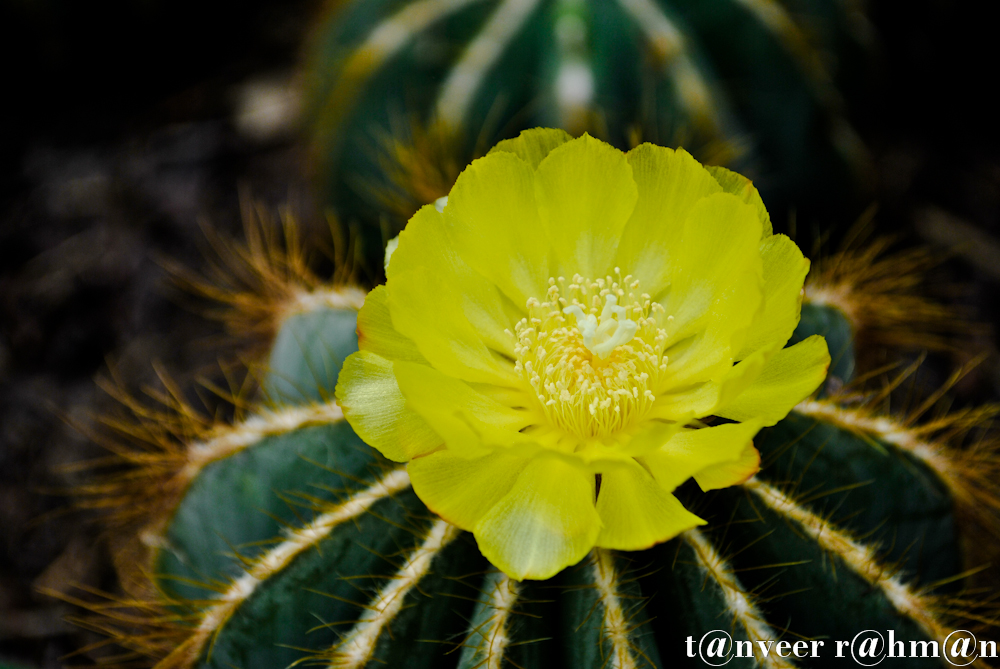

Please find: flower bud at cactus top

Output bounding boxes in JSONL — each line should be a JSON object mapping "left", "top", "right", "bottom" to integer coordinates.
{"left": 336, "top": 129, "right": 829, "bottom": 580}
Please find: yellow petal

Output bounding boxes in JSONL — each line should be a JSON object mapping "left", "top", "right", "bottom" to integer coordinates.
{"left": 393, "top": 360, "right": 532, "bottom": 457}
{"left": 390, "top": 204, "right": 519, "bottom": 356}
{"left": 737, "top": 234, "right": 810, "bottom": 359}
{"left": 694, "top": 442, "right": 760, "bottom": 491}
{"left": 535, "top": 134, "right": 637, "bottom": 279}
{"left": 663, "top": 193, "right": 763, "bottom": 333}
{"left": 616, "top": 144, "right": 722, "bottom": 297}
{"left": 665, "top": 193, "right": 763, "bottom": 335}
{"left": 595, "top": 459, "right": 705, "bottom": 551}
{"left": 648, "top": 382, "right": 718, "bottom": 422}
{"left": 386, "top": 205, "right": 520, "bottom": 386}
{"left": 659, "top": 276, "right": 761, "bottom": 393}
{"left": 658, "top": 193, "right": 764, "bottom": 390}
{"left": 563, "top": 421, "right": 688, "bottom": 470}
{"left": 652, "top": 346, "right": 767, "bottom": 421}
{"left": 488, "top": 127, "right": 574, "bottom": 169}
{"left": 389, "top": 266, "right": 518, "bottom": 386}
{"left": 474, "top": 454, "right": 600, "bottom": 580}
{"left": 705, "top": 164, "right": 772, "bottom": 238}
{"left": 335, "top": 351, "right": 440, "bottom": 462}
{"left": 639, "top": 419, "right": 765, "bottom": 492}
{"left": 618, "top": 419, "right": 687, "bottom": 458}
{"left": 408, "top": 448, "right": 530, "bottom": 530}
{"left": 356, "top": 285, "right": 426, "bottom": 363}
{"left": 717, "top": 335, "right": 830, "bottom": 426}
{"left": 389, "top": 205, "right": 523, "bottom": 356}
{"left": 442, "top": 151, "right": 551, "bottom": 307}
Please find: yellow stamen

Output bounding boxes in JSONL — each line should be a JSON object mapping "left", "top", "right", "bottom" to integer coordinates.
{"left": 512, "top": 272, "right": 668, "bottom": 438}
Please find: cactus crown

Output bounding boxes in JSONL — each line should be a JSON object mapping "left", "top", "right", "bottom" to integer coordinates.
{"left": 66, "top": 156, "right": 1000, "bottom": 669}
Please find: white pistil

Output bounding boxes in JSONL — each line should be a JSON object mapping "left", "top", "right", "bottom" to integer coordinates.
{"left": 563, "top": 294, "right": 639, "bottom": 359}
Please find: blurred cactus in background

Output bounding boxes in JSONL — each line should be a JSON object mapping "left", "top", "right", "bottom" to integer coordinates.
{"left": 304, "top": 0, "right": 873, "bottom": 264}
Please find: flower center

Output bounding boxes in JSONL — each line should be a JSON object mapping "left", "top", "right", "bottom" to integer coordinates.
{"left": 511, "top": 270, "right": 669, "bottom": 438}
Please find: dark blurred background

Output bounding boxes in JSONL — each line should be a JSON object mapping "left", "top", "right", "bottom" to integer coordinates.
{"left": 1, "top": 1, "right": 999, "bottom": 666}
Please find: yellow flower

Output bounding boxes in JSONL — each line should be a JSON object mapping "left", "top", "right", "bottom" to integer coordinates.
{"left": 336, "top": 129, "right": 829, "bottom": 580}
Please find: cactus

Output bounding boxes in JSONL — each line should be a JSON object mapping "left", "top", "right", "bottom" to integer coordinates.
{"left": 67, "top": 189, "right": 1000, "bottom": 669}
{"left": 304, "top": 0, "right": 871, "bottom": 256}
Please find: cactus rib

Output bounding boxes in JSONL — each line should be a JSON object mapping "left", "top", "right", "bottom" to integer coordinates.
{"left": 681, "top": 528, "right": 798, "bottom": 669}
{"left": 794, "top": 398, "right": 1000, "bottom": 509}
{"left": 179, "top": 403, "right": 347, "bottom": 484}
{"left": 561, "top": 550, "right": 662, "bottom": 669}
{"left": 741, "top": 477, "right": 964, "bottom": 665}
{"left": 459, "top": 572, "right": 521, "bottom": 669}
{"left": 155, "top": 468, "right": 411, "bottom": 669}
{"left": 130, "top": 401, "right": 352, "bottom": 548}
{"left": 326, "top": 519, "right": 463, "bottom": 668}
{"left": 615, "top": 0, "right": 722, "bottom": 135}
{"left": 730, "top": 0, "right": 868, "bottom": 173}
{"left": 435, "top": 0, "right": 542, "bottom": 129}
{"left": 731, "top": 0, "right": 832, "bottom": 95}
{"left": 74, "top": 382, "right": 349, "bottom": 541}
{"left": 312, "top": 0, "right": 487, "bottom": 177}
{"left": 590, "top": 548, "right": 644, "bottom": 669}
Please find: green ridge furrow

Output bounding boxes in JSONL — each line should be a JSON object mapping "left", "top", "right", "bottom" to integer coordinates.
{"left": 756, "top": 412, "right": 960, "bottom": 587}
{"left": 458, "top": 571, "right": 562, "bottom": 669}
{"left": 320, "top": 0, "right": 500, "bottom": 225}
{"left": 701, "top": 487, "right": 937, "bottom": 667}
{"left": 264, "top": 307, "right": 360, "bottom": 405}
{"left": 559, "top": 551, "right": 663, "bottom": 669}
{"left": 459, "top": 0, "right": 552, "bottom": 147}
{"left": 306, "top": 0, "right": 866, "bottom": 267}
{"left": 645, "top": 539, "right": 758, "bottom": 669}
{"left": 588, "top": 0, "right": 644, "bottom": 148}
{"left": 157, "top": 305, "right": 374, "bottom": 601}
{"left": 355, "top": 533, "right": 485, "bottom": 668}
{"left": 666, "top": 0, "right": 850, "bottom": 201}
{"left": 157, "top": 422, "right": 388, "bottom": 602}
{"left": 194, "top": 487, "right": 431, "bottom": 669}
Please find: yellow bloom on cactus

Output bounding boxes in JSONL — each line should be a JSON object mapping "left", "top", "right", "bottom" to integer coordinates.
{"left": 336, "top": 129, "right": 829, "bottom": 581}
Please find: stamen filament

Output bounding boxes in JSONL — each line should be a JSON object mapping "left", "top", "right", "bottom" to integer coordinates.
{"left": 512, "top": 273, "right": 670, "bottom": 438}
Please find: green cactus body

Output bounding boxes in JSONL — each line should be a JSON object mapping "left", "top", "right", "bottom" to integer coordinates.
{"left": 305, "top": 0, "right": 867, "bottom": 242}
{"left": 138, "top": 283, "right": 983, "bottom": 669}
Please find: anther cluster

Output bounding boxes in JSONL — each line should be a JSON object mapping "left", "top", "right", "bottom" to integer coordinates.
{"left": 510, "top": 271, "right": 669, "bottom": 438}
